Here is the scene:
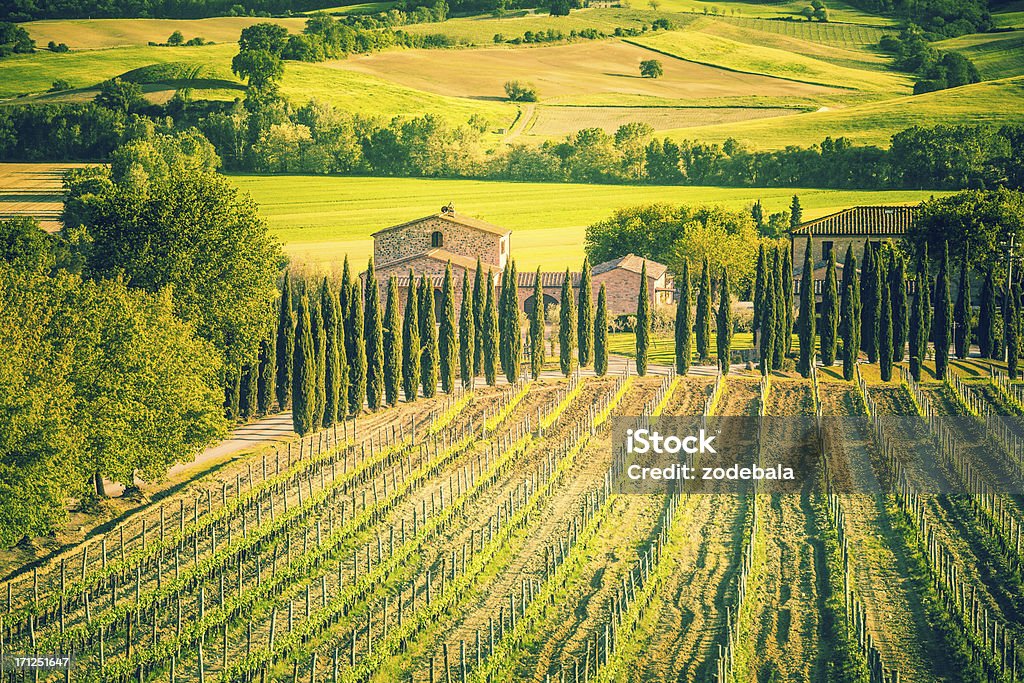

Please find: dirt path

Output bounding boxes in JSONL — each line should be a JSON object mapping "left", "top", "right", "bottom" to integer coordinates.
{"left": 504, "top": 102, "right": 536, "bottom": 141}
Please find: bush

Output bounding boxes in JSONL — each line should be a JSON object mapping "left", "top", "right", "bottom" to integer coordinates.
{"left": 504, "top": 80, "right": 538, "bottom": 102}
{"left": 48, "top": 78, "right": 71, "bottom": 92}
{"left": 46, "top": 40, "right": 69, "bottom": 52}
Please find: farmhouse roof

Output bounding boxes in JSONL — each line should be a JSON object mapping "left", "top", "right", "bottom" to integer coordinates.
{"left": 371, "top": 210, "right": 511, "bottom": 238}
{"left": 790, "top": 206, "right": 919, "bottom": 236}
{"left": 375, "top": 247, "right": 482, "bottom": 272}
{"left": 592, "top": 254, "right": 668, "bottom": 280}
{"left": 514, "top": 271, "right": 581, "bottom": 288}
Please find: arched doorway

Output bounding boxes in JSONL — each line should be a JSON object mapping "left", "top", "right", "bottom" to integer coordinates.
{"left": 524, "top": 293, "right": 558, "bottom": 315}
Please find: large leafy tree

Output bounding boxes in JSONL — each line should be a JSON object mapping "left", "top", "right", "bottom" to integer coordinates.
{"left": 675, "top": 258, "right": 692, "bottom": 375}
{"left": 797, "top": 239, "right": 815, "bottom": 377}
{"left": 559, "top": 269, "right": 577, "bottom": 376}
{"left": 595, "top": 284, "right": 609, "bottom": 377}
{"left": 0, "top": 266, "right": 225, "bottom": 540}
{"left": 67, "top": 139, "right": 283, "bottom": 371}
{"left": 383, "top": 276, "right": 402, "bottom": 405}
{"left": 577, "top": 257, "right": 593, "bottom": 366}
{"left": 716, "top": 267, "right": 732, "bottom": 375}
{"left": 439, "top": 263, "right": 457, "bottom": 393}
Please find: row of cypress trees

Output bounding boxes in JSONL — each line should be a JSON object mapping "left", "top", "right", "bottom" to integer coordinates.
{"left": 790, "top": 237, "right": 1018, "bottom": 382}
{"left": 669, "top": 257, "right": 733, "bottom": 376}
{"left": 273, "top": 255, "right": 627, "bottom": 435}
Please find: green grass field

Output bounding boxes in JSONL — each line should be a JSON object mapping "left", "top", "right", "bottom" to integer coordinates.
{"left": 226, "top": 174, "right": 950, "bottom": 269}
{"left": 608, "top": 331, "right": 755, "bottom": 365}
{"left": 934, "top": 31, "right": 1024, "bottom": 81}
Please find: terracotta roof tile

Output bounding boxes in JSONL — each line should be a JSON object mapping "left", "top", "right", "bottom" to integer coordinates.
{"left": 592, "top": 254, "right": 668, "bottom": 279}
{"left": 371, "top": 211, "right": 511, "bottom": 237}
{"left": 790, "top": 206, "right": 919, "bottom": 236}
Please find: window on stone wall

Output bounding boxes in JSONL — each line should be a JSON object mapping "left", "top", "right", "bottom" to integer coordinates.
{"left": 822, "top": 240, "right": 834, "bottom": 262}
{"left": 431, "top": 231, "right": 443, "bottom": 247}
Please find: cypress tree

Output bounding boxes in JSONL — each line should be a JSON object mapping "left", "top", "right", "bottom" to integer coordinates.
{"left": 891, "top": 255, "right": 908, "bottom": 362}
{"left": 311, "top": 295, "right": 326, "bottom": 427}
{"left": 530, "top": 267, "right": 545, "bottom": 379}
{"left": 439, "top": 262, "right": 457, "bottom": 393}
{"left": 275, "top": 272, "right": 294, "bottom": 410}
{"left": 934, "top": 242, "right": 952, "bottom": 380}
{"left": 716, "top": 267, "right": 732, "bottom": 375}
{"left": 696, "top": 258, "right": 712, "bottom": 362}
{"left": 954, "top": 262, "right": 971, "bottom": 359}
{"left": 347, "top": 280, "right": 365, "bottom": 415}
{"left": 980, "top": 271, "right": 997, "bottom": 359}
{"left": 339, "top": 256, "right": 351, "bottom": 324}
{"left": 321, "top": 278, "right": 341, "bottom": 427}
{"left": 560, "top": 269, "right": 577, "bottom": 376}
{"left": 364, "top": 260, "right": 385, "bottom": 410}
{"left": 505, "top": 261, "right": 522, "bottom": 384}
{"left": 861, "top": 240, "right": 880, "bottom": 363}
{"left": 909, "top": 263, "right": 925, "bottom": 381}
{"left": 782, "top": 245, "right": 794, "bottom": 355}
{"left": 821, "top": 249, "right": 839, "bottom": 367}
{"left": 383, "top": 276, "right": 402, "bottom": 405}
{"left": 760, "top": 254, "right": 776, "bottom": 375}
{"left": 675, "top": 258, "right": 692, "bottom": 375}
{"left": 753, "top": 244, "right": 766, "bottom": 343}
{"left": 921, "top": 245, "right": 932, "bottom": 347}
{"left": 459, "top": 272, "right": 475, "bottom": 388}
{"left": 839, "top": 246, "right": 857, "bottom": 370}
{"left": 595, "top": 284, "right": 608, "bottom": 377}
{"left": 420, "top": 274, "right": 439, "bottom": 398}
{"left": 292, "top": 293, "right": 316, "bottom": 435}
{"left": 239, "top": 364, "right": 256, "bottom": 420}
{"left": 637, "top": 261, "right": 651, "bottom": 377}
{"left": 578, "top": 256, "right": 594, "bottom": 366}
{"left": 473, "top": 258, "right": 484, "bottom": 376}
{"left": 841, "top": 282, "right": 855, "bottom": 381}
{"left": 402, "top": 270, "right": 420, "bottom": 402}
{"left": 879, "top": 256, "right": 893, "bottom": 382}
{"left": 797, "top": 238, "right": 815, "bottom": 377}
{"left": 772, "top": 248, "right": 785, "bottom": 369}
{"left": 790, "top": 195, "right": 803, "bottom": 230}
{"left": 483, "top": 270, "right": 499, "bottom": 385}
{"left": 498, "top": 260, "right": 512, "bottom": 378}
{"left": 228, "top": 379, "right": 242, "bottom": 428}
{"left": 257, "top": 332, "right": 276, "bottom": 416}
{"left": 1008, "top": 284, "right": 1019, "bottom": 379}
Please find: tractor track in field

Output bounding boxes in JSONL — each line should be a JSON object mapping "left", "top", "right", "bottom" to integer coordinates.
{"left": 819, "top": 382, "right": 956, "bottom": 682}
{"left": 627, "top": 378, "right": 759, "bottom": 683}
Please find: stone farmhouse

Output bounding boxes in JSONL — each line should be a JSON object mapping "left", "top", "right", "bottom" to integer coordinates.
{"left": 370, "top": 205, "right": 673, "bottom": 316}
{"left": 790, "top": 205, "right": 919, "bottom": 308}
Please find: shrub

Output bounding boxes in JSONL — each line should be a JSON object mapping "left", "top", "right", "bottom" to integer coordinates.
{"left": 48, "top": 78, "right": 71, "bottom": 92}
{"left": 504, "top": 80, "right": 538, "bottom": 102}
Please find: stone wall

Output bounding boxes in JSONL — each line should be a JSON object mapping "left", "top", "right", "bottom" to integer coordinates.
{"left": 374, "top": 216, "right": 506, "bottom": 270}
